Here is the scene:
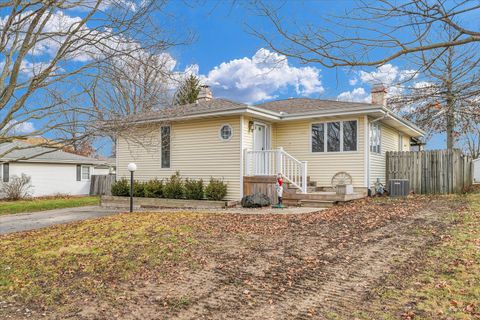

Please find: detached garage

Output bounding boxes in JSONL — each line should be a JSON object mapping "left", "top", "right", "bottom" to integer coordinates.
{"left": 0, "top": 141, "right": 104, "bottom": 197}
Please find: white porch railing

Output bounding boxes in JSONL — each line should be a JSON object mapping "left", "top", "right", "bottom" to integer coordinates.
{"left": 244, "top": 147, "right": 308, "bottom": 193}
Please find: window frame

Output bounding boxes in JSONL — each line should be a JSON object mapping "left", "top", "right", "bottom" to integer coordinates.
{"left": 398, "top": 133, "right": 404, "bottom": 151}
{"left": 81, "top": 165, "right": 91, "bottom": 181}
{"left": 310, "top": 119, "right": 359, "bottom": 153}
{"left": 160, "top": 125, "right": 171, "bottom": 169}
{"left": 370, "top": 122, "right": 382, "bottom": 154}
{"left": 218, "top": 123, "right": 233, "bottom": 141}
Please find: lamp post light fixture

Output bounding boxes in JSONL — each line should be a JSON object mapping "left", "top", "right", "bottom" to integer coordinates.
{"left": 127, "top": 163, "right": 137, "bottom": 212}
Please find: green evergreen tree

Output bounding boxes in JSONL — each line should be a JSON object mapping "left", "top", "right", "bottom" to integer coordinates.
{"left": 174, "top": 75, "right": 201, "bottom": 105}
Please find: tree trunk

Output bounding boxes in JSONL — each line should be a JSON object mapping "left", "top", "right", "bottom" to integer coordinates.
{"left": 446, "top": 100, "right": 455, "bottom": 150}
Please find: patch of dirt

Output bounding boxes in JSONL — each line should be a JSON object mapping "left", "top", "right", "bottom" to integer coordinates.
{"left": 2, "top": 197, "right": 467, "bottom": 319}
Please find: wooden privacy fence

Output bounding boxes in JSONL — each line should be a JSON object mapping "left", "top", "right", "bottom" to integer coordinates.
{"left": 386, "top": 150, "right": 473, "bottom": 194}
{"left": 90, "top": 174, "right": 116, "bottom": 196}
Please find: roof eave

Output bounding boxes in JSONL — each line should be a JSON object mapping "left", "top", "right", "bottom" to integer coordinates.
{"left": 381, "top": 107, "right": 425, "bottom": 137}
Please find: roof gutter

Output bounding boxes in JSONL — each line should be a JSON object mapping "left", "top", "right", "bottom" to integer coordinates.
{"left": 124, "top": 103, "right": 425, "bottom": 137}
{"left": 379, "top": 107, "right": 425, "bottom": 137}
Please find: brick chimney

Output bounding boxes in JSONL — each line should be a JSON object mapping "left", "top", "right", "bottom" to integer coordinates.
{"left": 196, "top": 85, "right": 213, "bottom": 102}
{"left": 371, "top": 84, "right": 387, "bottom": 106}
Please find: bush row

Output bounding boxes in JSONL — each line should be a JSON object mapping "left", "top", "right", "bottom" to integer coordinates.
{"left": 111, "top": 172, "right": 227, "bottom": 201}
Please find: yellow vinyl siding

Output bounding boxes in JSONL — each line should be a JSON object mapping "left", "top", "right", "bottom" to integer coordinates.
{"left": 369, "top": 123, "right": 412, "bottom": 186}
{"left": 273, "top": 117, "right": 366, "bottom": 188}
{"left": 117, "top": 116, "right": 242, "bottom": 200}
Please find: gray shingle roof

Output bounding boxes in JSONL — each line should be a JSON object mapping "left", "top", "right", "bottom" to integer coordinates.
{"left": 117, "top": 97, "right": 423, "bottom": 136}
{"left": 255, "top": 98, "right": 379, "bottom": 114}
{"left": 0, "top": 141, "right": 103, "bottom": 164}
{"left": 130, "top": 98, "right": 247, "bottom": 122}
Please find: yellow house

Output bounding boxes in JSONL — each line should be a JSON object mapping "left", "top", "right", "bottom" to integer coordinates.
{"left": 116, "top": 86, "right": 424, "bottom": 202}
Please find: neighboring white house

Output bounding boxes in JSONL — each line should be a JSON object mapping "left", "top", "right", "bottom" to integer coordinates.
{"left": 474, "top": 158, "right": 480, "bottom": 184}
{"left": 116, "top": 85, "right": 425, "bottom": 201}
{"left": 94, "top": 157, "right": 116, "bottom": 175}
{"left": 0, "top": 141, "right": 105, "bottom": 197}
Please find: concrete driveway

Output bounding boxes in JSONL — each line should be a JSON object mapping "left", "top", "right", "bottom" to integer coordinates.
{"left": 0, "top": 206, "right": 123, "bottom": 235}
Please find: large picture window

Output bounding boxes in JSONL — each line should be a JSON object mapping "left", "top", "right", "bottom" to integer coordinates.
{"left": 370, "top": 123, "right": 381, "bottom": 154}
{"left": 311, "top": 120, "right": 358, "bottom": 153}
{"left": 161, "top": 126, "right": 171, "bottom": 168}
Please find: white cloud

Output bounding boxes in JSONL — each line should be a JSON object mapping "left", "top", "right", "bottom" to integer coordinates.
{"left": 337, "top": 87, "right": 370, "bottom": 103}
{"left": 358, "top": 64, "right": 417, "bottom": 86}
{"left": 349, "top": 78, "right": 358, "bottom": 86}
{"left": 0, "top": 10, "right": 145, "bottom": 65}
{"left": 338, "top": 64, "right": 419, "bottom": 102}
{"left": 2, "top": 120, "right": 36, "bottom": 136}
{"left": 201, "top": 48, "right": 324, "bottom": 104}
{"left": 19, "top": 61, "right": 53, "bottom": 77}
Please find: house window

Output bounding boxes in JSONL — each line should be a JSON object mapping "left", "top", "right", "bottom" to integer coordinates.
{"left": 370, "top": 123, "right": 381, "bottom": 154}
{"left": 311, "top": 124, "right": 324, "bottom": 152}
{"left": 2, "top": 163, "right": 9, "bottom": 182}
{"left": 161, "top": 125, "right": 170, "bottom": 168}
{"left": 311, "top": 120, "right": 358, "bottom": 152}
{"left": 327, "top": 122, "right": 341, "bottom": 152}
{"left": 219, "top": 124, "right": 233, "bottom": 141}
{"left": 398, "top": 133, "right": 404, "bottom": 151}
{"left": 343, "top": 120, "right": 357, "bottom": 151}
{"left": 81, "top": 165, "right": 90, "bottom": 180}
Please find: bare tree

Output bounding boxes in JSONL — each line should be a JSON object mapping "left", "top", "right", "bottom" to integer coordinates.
{"left": 251, "top": 0, "right": 480, "bottom": 68}
{"left": 458, "top": 102, "right": 480, "bottom": 158}
{"left": 0, "top": 0, "right": 184, "bottom": 158}
{"left": 251, "top": 0, "right": 480, "bottom": 151}
{"left": 388, "top": 27, "right": 480, "bottom": 150}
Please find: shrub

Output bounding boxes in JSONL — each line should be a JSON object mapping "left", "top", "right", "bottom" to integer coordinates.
{"left": 184, "top": 178, "right": 204, "bottom": 200}
{"left": 144, "top": 179, "right": 163, "bottom": 198}
{"left": 111, "top": 179, "right": 145, "bottom": 197}
{"left": 111, "top": 179, "right": 130, "bottom": 197}
{"left": 133, "top": 181, "right": 145, "bottom": 197}
{"left": 163, "top": 172, "right": 184, "bottom": 199}
{"left": 0, "top": 173, "right": 33, "bottom": 200}
{"left": 205, "top": 178, "right": 227, "bottom": 201}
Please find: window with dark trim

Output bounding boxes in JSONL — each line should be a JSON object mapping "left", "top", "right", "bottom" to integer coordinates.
{"left": 312, "top": 120, "right": 358, "bottom": 153}
{"left": 161, "top": 126, "right": 171, "bottom": 168}
{"left": 2, "top": 163, "right": 9, "bottom": 182}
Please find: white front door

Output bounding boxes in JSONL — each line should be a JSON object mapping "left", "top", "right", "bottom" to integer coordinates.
{"left": 253, "top": 123, "right": 267, "bottom": 151}
{"left": 253, "top": 123, "right": 267, "bottom": 175}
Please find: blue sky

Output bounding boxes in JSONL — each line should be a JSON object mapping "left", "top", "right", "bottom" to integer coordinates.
{"left": 163, "top": 1, "right": 445, "bottom": 150}
{"left": 2, "top": 0, "right": 451, "bottom": 154}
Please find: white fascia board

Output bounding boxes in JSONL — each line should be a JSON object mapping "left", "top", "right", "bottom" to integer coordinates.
{"left": 4, "top": 159, "right": 101, "bottom": 165}
{"left": 279, "top": 108, "right": 383, "bottom": 121}
{"left": 381, "top": 108, "right": 425, "bottom": 137}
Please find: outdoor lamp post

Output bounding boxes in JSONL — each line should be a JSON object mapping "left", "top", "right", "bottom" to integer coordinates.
{"left": 127, "top": 163, "right": 137, "bottom": 212}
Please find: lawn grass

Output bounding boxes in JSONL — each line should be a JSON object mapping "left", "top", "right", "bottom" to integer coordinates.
{"left": 355, "top": 193, "right": 480, "bottom": 320}
{"left": 0, "top": 212, "right": 203, "bottom": 309}
{"left": 0, "top": 196, "right": 100, "bottom": 216}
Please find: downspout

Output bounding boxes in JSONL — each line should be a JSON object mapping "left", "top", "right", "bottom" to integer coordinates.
{"left": 239, "top": 116, "right": 244, "bottom": 200}
{"left": 366, "top": 111, "right": 390, "bottom": 193}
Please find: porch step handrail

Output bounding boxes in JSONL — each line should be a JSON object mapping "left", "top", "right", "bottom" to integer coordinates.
{"left": 244, "top": 147, "right": 308, "bottom": 193}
